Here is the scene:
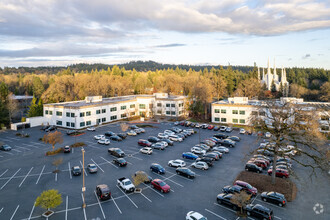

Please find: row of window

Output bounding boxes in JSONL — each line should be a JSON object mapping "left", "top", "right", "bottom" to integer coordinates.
{"left": 214, "top": 117, "right": 246, "bottom": 124}
{"left": 155, "top": 103, "right": 184, "bottom": 108}
{"left": 214, "top": 109, "right": 246, "bottom": 115}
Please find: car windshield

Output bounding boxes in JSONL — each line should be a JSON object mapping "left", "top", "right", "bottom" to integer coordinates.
{"left": 89, "top": 165, "right": 96, "bottom": 169}
{"left": 246, "top": 184, "right": 253, "bottom": 189}
{"left": 118, "top": 158, "right": 125, "bottom": 163}
{"left": 159, "top": 181, "right": 166, "bottom": 186}
{"left": 124, "top": 180, "right": 132, "bottom": 185}
{"left": 74, "top": 167, "right": 80, "bottom": 171}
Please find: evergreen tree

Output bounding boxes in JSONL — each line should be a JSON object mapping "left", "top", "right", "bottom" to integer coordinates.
{"left": 27, "top": 96, "right": 43, "bottom": 117}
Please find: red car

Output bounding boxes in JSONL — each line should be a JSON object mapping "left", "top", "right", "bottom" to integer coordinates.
{"left": 234, "top": 180, "right": 258, "bottom": 195}
{"left": 138, "top": 139, "right": 152, "bottom": 147}
{"left": 248, "top": 159, "right": 268, "bottom": 169}
{"left": 207, "top": 125, "right": 215, "bottom": 130}
{"left": 151, "top": 179, "right": 170, "bottom": 193}
{"left": 268, "top": 168, "right": 289, "bottom": 178}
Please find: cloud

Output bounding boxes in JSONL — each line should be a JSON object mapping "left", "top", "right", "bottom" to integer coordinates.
{"left": 302, "top": 54, "right": 311, "bottom": 59}
{"left": 154, "top": 43, "right": 186, "bottom": 48}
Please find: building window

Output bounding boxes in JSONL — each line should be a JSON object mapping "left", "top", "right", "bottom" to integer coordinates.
{"left": 130, "top": 104, "right": 135, "bottom": 108}
{"left": 221, "top": 109, "right": 226, "bottom": 114}
{"left": 214, "top": 109, "right": 220, "bottom": 113}
{"left": 96, "top": 110, "right": 101, "bottom": 114}
{"left": 86, "top": 121, "right": 91, "bottom": 126}
{"left": 221, "top": 118, "right": 227, "bottom": 122}
{"left": 239, "top": 119, "right": 245, "bottom": 124}
{"left": 121, "top": 114, "right": 126, "bottom": 118}
{"left": 110, "top": 107, "right": 117, "bottom": 112}
{"left": 139, "top": 104, "right": 146, "bottom": 109}
{"left": 45, "top": 110, "right": 48, "bottom": 115}
{"left": 71, "top": 113, "right": 75, "bottom": 117}
{"left": 56, "top": 121, "right": 62, "bottom": 126}
{"left": 97, "top": 119, "right": 101, "bottom": 124}
{"left": 179, "top": 103, "right": 183, "bottom": 107}
{"left": 71, "top": 122, "right": 75, "bottom": 127}
{"left": 102, "top": 117, "right": 106, "bottom": 122}
{"left": 49, "top": 111, "right": 53, "bottom": 115}
{"left": 232, "top": 119, "right": 238, "bottom": 123}
{"left": 80, "top": 122, "right": 85, "bottom": 127}
{"left": 66, "top": 122, "right": 70, "bottom": 127}
{"left": 157, "top": 110, "right": 161, "bottom": 114}
{"left": 171, "top": 104, "right": 175, "bottom": 108}
{"left": 171, "top": 111, "right": 176, "bottom": 115}
{"left": 121, "top": 106, "right": 126, "bottom": 110}
{"left": 166, "top": 103, "right": 170, "bottom": 107}
{"left": 56, "top": 111, "right": 62, "bottom": 116}
{"left": 66, "top": 112, "right": 70, "bottom": 117}
{"left": 166, "top": 111, "right": 170, "bottom": 115}
{"left": 232, "top": 110, "right": 238, "bottom": 114}
{"left": 80, "top": 112, "right": 85, "bottom": 117}
{"left": 157, "top": 103, "right": 162, "bottom": 107}
{"left": 179, "top": 111, "right": 182, "bottom": 115}
{"left": 110, "top": 115, "right": 117, "bottom": 120}
{"left": 215, "top": 117, "right": 220, "bottom": 122}
{"left": 86, "top": 111, "right": 91, "bottom": 116}
{"left": 102, "top": 109, "right": 106, "bottom": 113}
{"left": 130, "top": 112, "right": 135, "bottom": 116}
{"left": 239, "top": 110, "right": 245, "bottom": 115}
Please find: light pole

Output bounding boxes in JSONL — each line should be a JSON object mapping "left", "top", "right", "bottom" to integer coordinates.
{"left": 81, "top": 147, "right": 86, "bottom": 208}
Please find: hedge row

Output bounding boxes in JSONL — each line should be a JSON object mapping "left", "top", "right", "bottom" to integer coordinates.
{"left": 46, "top": 148, "right": 63, "bottom": 156}
{"left": 70, "top": 142, "right": 86, "bottom": 148}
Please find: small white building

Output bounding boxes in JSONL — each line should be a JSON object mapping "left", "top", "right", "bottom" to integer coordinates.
{"left": 42, "top": 93, "right": 186, "bottom": 129}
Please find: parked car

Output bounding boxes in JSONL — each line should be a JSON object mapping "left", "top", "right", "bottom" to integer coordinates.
{"left": 98, "top": 139, "right": 110, "bottom": 145}
{"left": 137, "top": 128, "right": 145, "bottom": 133}
{"left": 150, "top": 163, "right": 165, "bottom": 174}
{"left": 134, "top": 171, "right": 153, "bottom": 183}
{"left": 177, "top": 133, "right": 186, "bottom": 140}
{"left": 130, "top": 125, "right": 139, "bottom": 129}
{"left": 87, "top": 126, "right": 96, "bottom": 131}
{"left": 151, "top": 143, "right": 165, "bottom": 150}
{"left": 213, "top": 126, "right": 220, "bottom": 131}
{"left": 67, "top": 130, "right": 78, "bottom": 135}
{"left": 127, "top": 130, "right": 137, "bottom": 136}
{"left": 276, "top": 161, "right": 292, "bottom": 168}
{"left": 87, "top": 164, "right": 98, "bottom": 173}
{"left": 45, "top": 125, "right": 57, "bottom": 132}
{"left": 228, "top": 136, "right": 240, "bottom": 142}
{"left": 204, "top": 152, "right": 219, "bottom": 160}
{"left": 63, "top": 145, "right": 71, "bottom": 153}
{"left": 220, "top": 126, "right": 227, "bottom": 132}
{"left": 248, "top": 159, "right": 268, "bottom": 169}
{"left": 94, "top": 135, "right": 105, "bottom": 140}
{"left": 219, "top": 139, "right": 236, "bottom": 148}
{"left": 113, "top": 158, "right": 128, "bottom": 167}
{"left": 140, "top": 147, "right": 153, "bottom": 155}
{"left": 191, "top": 161, "right": 209, "bottom": 170}
{"left": 195, "top": 144, "right": 210, "bottom": 152}
{"left": 234, "top": 180, "right": 258, "bottom": 195}
{"left": 225, "top": 127, "right": 233, "bottom": 132}
{"left": 134, "top": 128, "right": 142, "bottom": 134}
{"left": 174, "top": 121, "right": 180, "bottom": 126}
{"left": 213, "top": 146, "right": 229, "bottom": 153}
{"left": 138, "top": 139, "right": 152, "bottom": 147}
{"left": 108, "top": 148, "right": 125, "bottom": 157}
{"left": 41, "top": 125, "right": 50, "bottom": 130}
{"left": 210, "top": 151, "right": 223, "bottom": 159}
{"left": 158, "top": 141, "right": 168, "bottom": 148}
{"left": 267, "top": 168, "right": 289, "bottom": 178}
{"left": 265, "top": 132, "right": 272, "bottom": 138}
{"left": 182, "top": 152, "right": 199, "bottom": 160}
{"left": 164, "top": 130, "right": 175, "bottom": 135}
{"left": 239, "top": 128, "right": 246, "bottom": 134}
{"left": 105, "top": 131, "right": 116, "bottom": 137}
{"left": 151, "top": 179, "right": 170, "bottom": 193}
{"left": 222, "top": 185, "right": 244, "bottom": 194}
{"left": 169, "top": 135, "right": 183, "bottom": 142}
{"left": 201, "top": 124, "right": 209, "bottom": 129}
{"left": 117, "top": 177, "right": 135, "bottom": 193}
{"left": 191, "top": 146, "right": 206, "bottom": 155}
{"left": 176, "top": 167, "right": 195, "bottom": 179}
{"left": 213, "top": 133, "right": 228, "bottom": 139}
{"left": 216, "top": 193, "right": 239, "bottom": 210}
{"left": 158, "top": 133, "right": 168, "bottom": 139}
{"left": 110, "top": 135, "right": 122, "bottom": 141}
{"left": 207, "top": 125, "right": 215, "bottom": 130}
{"left": 148, "top": 136, "right": 160, "bottom": 143}
{"left": 257, "top": 149, "right": 274, "bottom": 157}
{"left": 160, "top": 138, "right": 174, "bottom": 146}
{"left": 196, "top": 157, "right": 214, "bottom": 167}
{"left": 261, "top": 191, "right": 287, "bottom": 207}
{"left": 208, "top": 137, "right": 221, "bottom": 144}
{"left": 168, "top": 159, "right": 186, "bottom": 167}
{"left": 96, "top": 184, "right": 111, "bottom": 200}
{"left": 245, "top": 204, "right": 274, "bottom": 220}
{"left": 117, "top": 133, "right": 127, "bottom": 139}
{"left": 71, "top": 166, "right": 81, "bottom": 176}
{"left": 245, "top": 163, "right": 263, "bottom": 173}
{"left": 186, "top": 211, "right": 208, "bottom": 220}
{"left": 195, "top": 123, "right": 201, "bottom": 128}
{"left": 0, "top": 144, "right": 12, "bottom": 151}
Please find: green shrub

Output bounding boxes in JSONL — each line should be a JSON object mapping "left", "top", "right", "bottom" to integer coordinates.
{"left": 137, "top": 124, "right": 154, "bottom": 128}
{"left": 70, "top": 142, "right": 86, "bottom": 148}
{"left": 46, "top": 148, "right": 63, "bottom": 156}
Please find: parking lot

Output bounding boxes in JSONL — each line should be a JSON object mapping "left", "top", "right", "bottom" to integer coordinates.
{"left": 0, "top": 122, "right": 329, "bottom": 220}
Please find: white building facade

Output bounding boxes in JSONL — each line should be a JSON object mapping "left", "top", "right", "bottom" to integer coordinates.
{"left": 43, "top": 93, "right": 186, "bottom": 129}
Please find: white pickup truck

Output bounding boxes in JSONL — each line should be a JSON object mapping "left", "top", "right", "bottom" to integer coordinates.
{"left": 117, "top": 177, "right": 135, "bottom": 193}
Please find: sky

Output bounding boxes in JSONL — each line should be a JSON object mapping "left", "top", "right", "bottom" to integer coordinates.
{"left": 0, "top": 0, "right": 330, "bottom": 69}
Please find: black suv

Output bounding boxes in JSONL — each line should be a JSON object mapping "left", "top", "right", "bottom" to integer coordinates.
{"left": 110, "top": 135, "right": 123, "bottom": 141}
{"left": 108, "top": 148, "right": 125, "bottom": 157}
{"left": 216, "top": 193, "right": 239, "bottom": 210}
{"left": 196, "top": 157, "right": 214, "bottom": 166}
{"left": 176, "top": 168, "right": 195, "bottom": 179}
{"left": 117, "top": 133, "right": 127, "bottom": 139}
{"left": 245, "top": 204, "right": 273, "bottom": 220}
{"left": 148, "top": 136, "right": 160, "bottom": 143}
{"left": 219, "top": 139, "right": 236, "bottom": 147}
{"left": 222, "top": 185, "right": 243, "bottom": 194}
{"left": 260, "top": 192, "right": 287, "bottom": 207}
{"left": 105, "top": 131, "right": 116, "bottom": 137}
{"left": 96, "top": 184, "right": 111, "bottom": 200}
{"left": 245, "top": 163, "right": 262, "bottom": 173}
{"left": 214, "top": 133, "right": 228, "bottom": 139}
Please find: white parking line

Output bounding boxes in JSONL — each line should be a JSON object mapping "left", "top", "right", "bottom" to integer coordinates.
{"left": 65, "top": 196, "right": 68, "bottom": 220}
{"left": 81, "top": 193, "right": 87, "bottom": 220}
{"left": 174, "top": 173, "right": 194, "bottom": 182}
{"left": 205, "top": 208, "right": 228, "bottom": 220}
{"left": 7, "top": 137, "right": 20, "bottom": 141}
{"left": 72, "top": 147, "right": 74, "bottom": 154}
{"left": 94, "top": 191, "right": 106, "bottom": 219}
{"left": 55, "top": 173, "right": 58, "bottom": 182}
{"left": 214, "top": 202, "right": 236, "bottom": 213}
{"left": 0, "top": 168, "right": 21, "bottom": 190}
{"left": 28, "top": 203, "right": 35, "bottom": 220}
{"left": 274, "top": 216, "right": 282, "bottom": 220}
{"left": 10, "top": 205, "right": 19, "bottom": 220}
{"left": 12, "top": 149, "right": 22, "bottom": 153}
{"left": 0, "top": 207, "right": 3, "bottom": 213}
{"left": 111, "top": 196, "right": 122, "bottom": 214}
{"left": 68, "top": 162, "right": 72, "bottom": 179}
{"left": 116, "top": 185, "right": 138, "bottom": 208}
{"left": 35, "top": 165, "right": 45, "bottom": 184}
{"left": 140, "top": 192, "right": 152, "bottom": 202}
{"left": 19, "top": 167, "right": 34, "bottom": 187}
{"left": 0, "top": 169, "right": 8, "bottom": 177}
{"left": 142, "top": 183, "right": 164, "bottom": 197}
{"left": 22, "top": 144, "right": 38, "bottom": 149}
{"left": 128, "top": 155, "right": 143, "bottom": 160}
{"left": 2, "top": 151, "right": 13, "bottom": 155}
{"left": 100, "top": 156, "right": 118, "bottom": 169}
{"left": 30, "top": 142, "right": 44, "bottom": 146}
{"left": 1, "top": 138, "right": 12, "bottom": 142}
{"left": 91, "top": 159, "right": 104, "bottom": 172}
{"left": 80, "top": 161, "right": 88, "bottom": 176}
{"left": 154, "top": 172, "right": 184, "bottom": 187}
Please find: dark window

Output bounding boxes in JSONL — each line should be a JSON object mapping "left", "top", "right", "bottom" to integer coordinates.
{"left": 121, "top": 114, "right": 126, "bottom": 118}
{"left": 121, "top": 106, "right": 126, "bottom": 110}
{"left": 45, "top": 110, "right": 49, "bottom": 115}
{"left": 166, "top": 103, "right": 170, "bottom": 107}
{"left": 96, "top": 110, "right": 101, "bottom": 114}
{"left": 157, "top": 103, "right": 162, "bottom": 107}
{"left": 221, "top": 118, "right": 227, "bottom": 122}
{"left": 86, "top": 121, "right": 91, "bottom": 126}
{"left": 49, "top": 111, "right": 53, "bottom": 115}
{"left": 71, "top": 113, "right": 75, "bottom": 117}
{"left": 171, "top": 111, "right": 176, "bottom": 115}
{"left": 130, "top": 104, "right": 135, "bottom": 108}
{"left": 66, "top": 122, "right": 70, "bottom": 127}
{"left": 239, "top": 110, "right": 245, "bottom": 115}
{"left": 171, "top": 104, "right": 175, "bottom": 108}
{"left": 139, "top": 104, "right": 146, "bottom": 109}
{"left": 56, "top": 111, "right": 62, "bottom": 116}
{"left": 110, "top": 115, "right": 117, "bottom": 120}
{"left": 110, "top": 107, "right": 117, "bottom": 112}
{"left": 86, "top": 111, "right": 91, "bottom": 116}
{"left": 56, "top": 121, "right": 62, "bottom": 125}
{"left": 166, "top": 111, "right": 170, "bottom": 115}
{"left": 66, "top": 112, "right": 70, "bottom": 117}
{"left": 80, "top": 122, "right": 85, "bottom": 127}
{"left": 232, "top": 110, "right": 238, "bottom": 114}
{"left": 215, "top": 109, "right": 220, "bottom": 113}
{"left": 232, "top": 119, "right": 238, "bottom": 123}
{"left": 80, "top": 112, "right": 85, "bottom": 117}
{"left": 215, "top": 117, "right": 220, "bottom": 122}
{"left": 71, "top": 123, "right": 75, "bottom": 127}
{"left": 102, "top": 117, "right": 106, "bottom": 122}
{"left": 102, "top": 109, "right": 106, "bottom": 113}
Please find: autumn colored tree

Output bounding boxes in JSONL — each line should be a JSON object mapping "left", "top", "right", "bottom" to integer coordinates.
{"left": 132, "top": 171, "right": 149, "bottom": 188}
{"left": 43, "top": 131, "right": 63, "bottom": 152}
{"left": 35, "top": 189, "right": 62, "bottom": 211}
{"left": 230, "top": 191, "right": 251, "bottom": 214}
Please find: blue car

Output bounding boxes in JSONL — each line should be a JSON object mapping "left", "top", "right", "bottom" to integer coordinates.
{"left": 182, "top": 152, "right": 199, "bottom": 160}
{"left": 150, "top": 163, "right": 166, "bottom": 174}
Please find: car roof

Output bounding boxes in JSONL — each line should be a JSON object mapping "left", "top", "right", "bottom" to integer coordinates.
{"left": 73, "top": 166, "right": 80, "bottom": 169}
{"left": 254, "top": 204, "right": 271, "bottom": 212}
{"left": 190, "top": 211, "right": 204, "bottom": 218}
